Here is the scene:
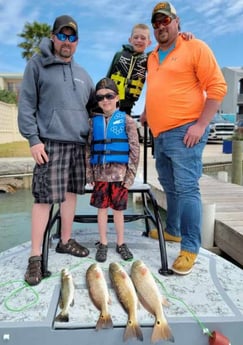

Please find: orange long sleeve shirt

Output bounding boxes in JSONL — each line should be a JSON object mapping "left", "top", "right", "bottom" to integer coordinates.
{"left": 146, "top": 35, "right": 227, "bottom": 137}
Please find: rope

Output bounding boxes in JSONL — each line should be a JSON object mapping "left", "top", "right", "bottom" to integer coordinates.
{"left": 153, "top": 273, "right": 213, "bottom": 338}
{"left": 0, "top": 257, "right": 95, "bottom": 312}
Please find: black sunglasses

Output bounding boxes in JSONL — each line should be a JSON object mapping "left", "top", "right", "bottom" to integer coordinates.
{"left": 152, "top": 15, "right": 174, "bottom": 29}
{"left": 96, "top": 93, "right": 117, "bottom": 102}
{"left": 55, "top": 32, "right": 78, "bottom": 43}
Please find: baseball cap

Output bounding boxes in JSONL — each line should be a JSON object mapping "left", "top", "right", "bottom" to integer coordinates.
{"left": 52, "top": 15, "right": 78, "bottom": 37}
{"left": 151, "top": 2, "right": 177, "bottom": 22}
{"left": 95, "top": 78, "right": 118, "bottom": 94}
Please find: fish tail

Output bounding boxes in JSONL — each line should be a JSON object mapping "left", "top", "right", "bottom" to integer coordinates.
{"left": 55, "top": 312, "right": 69, "bottom": 323}
{"left": 96, "top": 312, "right": 113, "bottom": 330}
{"left": 123, "top": 321, "right": 143, "bottom": 342}
{"left": 151, "top": 319, "right": 174, "bottom": 343}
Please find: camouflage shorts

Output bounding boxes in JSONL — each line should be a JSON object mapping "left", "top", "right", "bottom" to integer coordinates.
{"left": 90, "top": 181, "right": 128, "bottom": 210}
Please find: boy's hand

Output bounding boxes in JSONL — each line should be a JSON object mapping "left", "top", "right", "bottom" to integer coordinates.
{"left": 122, "top": 182, "right": 129, "bottom": 189}
{"left": 140, "top": 112, "right": 147, "bottom": 126}
{"left": 180, "top": 32, "right": 195, "bottom": 40}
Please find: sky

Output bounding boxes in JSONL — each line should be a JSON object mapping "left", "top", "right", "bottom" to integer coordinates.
{"left": 0, "top": 0, "right": 243, "bottom": 113}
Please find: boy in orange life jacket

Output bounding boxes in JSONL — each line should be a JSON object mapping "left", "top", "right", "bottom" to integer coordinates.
{"left": 86, "top": 78, "right": 140, "bottom": 262}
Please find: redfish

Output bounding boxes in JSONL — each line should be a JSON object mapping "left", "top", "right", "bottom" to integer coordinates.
{"left": 109, "top": 262, "right": 143, "bottom": 342}
{"left": 130, "top": 260, "right": 174, "bottom": 343}
{"left": 86, "top": 263, "right": 113, "bottom": 330}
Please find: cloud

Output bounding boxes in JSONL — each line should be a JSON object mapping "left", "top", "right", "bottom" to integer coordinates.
{"left": 181, "top": 0, "right": 243, "bottom": 37}
{"left": 0, "top": 0, "right": 243, "bottom": 73}
{"left": 0, "top": 0, "right": 42, "bottom": 45}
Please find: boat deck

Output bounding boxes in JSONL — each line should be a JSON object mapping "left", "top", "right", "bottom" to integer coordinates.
{"left": 0, "top": 226, "right": 242, "bottom": 345}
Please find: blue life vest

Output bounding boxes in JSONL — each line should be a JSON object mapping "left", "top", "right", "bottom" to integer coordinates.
{"left": 91, "top": 110, "right": 129, "bottom": 165}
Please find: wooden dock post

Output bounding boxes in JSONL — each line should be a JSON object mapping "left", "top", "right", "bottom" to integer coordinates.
{"left": 231, "top": 140, "right": 243, "bottom": 185}
{"left": 201, "top": 203, "right": 216, "bottom": 249}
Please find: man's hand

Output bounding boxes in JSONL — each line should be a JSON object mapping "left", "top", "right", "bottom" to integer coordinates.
{"left": 183, "top": 123, "right": 206, "bottom": 148}
{"left": 30, "top": 143, "right": 49, "bottom": 164}
{"left": 140, "top": 112, "right": 147, "bottom": 126}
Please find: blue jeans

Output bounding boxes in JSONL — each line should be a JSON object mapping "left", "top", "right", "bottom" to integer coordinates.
{"left": 154, "top": 122, "right": 209, "bottom": 254}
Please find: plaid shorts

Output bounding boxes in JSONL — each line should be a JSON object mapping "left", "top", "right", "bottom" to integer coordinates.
{"left": 32, "top": 141, "right": 86, "bottom": 204}
{"left": 90, "top": 181, "right": 128, "bottom": 210}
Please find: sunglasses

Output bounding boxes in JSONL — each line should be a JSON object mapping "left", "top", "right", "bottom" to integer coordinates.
{"left": 96, "top": 93, "right": 117, "bottom": 102}
{"left": 152, "top": 16, "right": 174, "bottom": 29}
{"left": 55, "top": 32, "right": 78, "bottom": 43}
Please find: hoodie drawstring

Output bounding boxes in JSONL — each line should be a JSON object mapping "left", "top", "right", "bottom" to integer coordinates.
{"left": 61, "top": 64, "right": 76, "bottom": 91}
{"left": 69, "top": 64, "right": 76, "bottom": 91}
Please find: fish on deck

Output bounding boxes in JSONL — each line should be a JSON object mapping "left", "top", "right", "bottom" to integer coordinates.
{"left": 109, "top": 262, "right": 143, "bottom": 342}
{"left": 130, "top": 260, "right": 174, "bottom": 343}
{"left": 86, "top": 263, "right": 113, "bottom": 330}
{"left": 55, "top": 268, "right": 75, "bottom": 322}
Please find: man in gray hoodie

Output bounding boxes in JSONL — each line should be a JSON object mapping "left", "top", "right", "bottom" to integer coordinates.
{"left": 18, "top": 15, "right": 95, "bottom": 286}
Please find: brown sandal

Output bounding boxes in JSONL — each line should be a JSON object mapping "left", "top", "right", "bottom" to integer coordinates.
{"left": 116, "top": 243, "right": 133, "bottom": 261}
{"left": 95, "top": 243, "right": 108, "bottom": 262}
{"left": 56, "top": 239, "right": 89, "bottom": 257}
{"left": 24, "top": 256, "right": 42, "bottom": 286}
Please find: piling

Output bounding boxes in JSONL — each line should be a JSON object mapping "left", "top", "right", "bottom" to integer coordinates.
{"left": 231, "top": 140, "right": 243, "bottom": 185}
{"left": 217, "top": 171, "right": 228, "bottom": 182}
{"left": 201, "top": 203, "right": 216, "bottom": 249}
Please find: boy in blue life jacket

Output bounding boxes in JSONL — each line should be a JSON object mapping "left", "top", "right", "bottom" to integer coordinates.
{"left": 86, "top": 78, "right": 140, "bottom": 262}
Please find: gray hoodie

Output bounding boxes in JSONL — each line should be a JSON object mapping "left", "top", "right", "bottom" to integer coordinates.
{"left": 18, "top": 37, "right": 95, "bottom": 147}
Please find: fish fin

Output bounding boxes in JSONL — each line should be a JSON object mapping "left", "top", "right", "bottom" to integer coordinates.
{"left": 108, "top": 295, "right": 112, "bottom": 305}
{"left": 55, "top": 312, "right": 69, "bottom": 323}
{"left": 151, "top": 319, "right": 174, "bottom": 343}
{"left": 162, "top": 296, "right": 170, "bottom": 307}
{"left": 123, "top": 321, "right": 143, "bottom": 342}
{"left": 96, "top": 312, "right": 113, "bottom": 330}
{"left": 59, "top": 296, "right": 63, "bottom": 309}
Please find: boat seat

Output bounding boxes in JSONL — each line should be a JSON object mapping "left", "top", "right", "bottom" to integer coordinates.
{"left": 41, "top": 121, "right": 172, "bottom": 278}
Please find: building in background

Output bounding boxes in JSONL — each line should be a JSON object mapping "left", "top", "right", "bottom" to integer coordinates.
{"left": 0, "top": 74, "right": 23, "bottom": 143}
{"left": 0, "top": 73, "right": 23, "bottom": 95}
{"left": 221, "top": 67, "right": 243, "bottom": 121}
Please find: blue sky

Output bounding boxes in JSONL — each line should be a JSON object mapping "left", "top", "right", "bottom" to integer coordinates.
{"left": 0, "top": 0, "right": 243, "bottom": 113}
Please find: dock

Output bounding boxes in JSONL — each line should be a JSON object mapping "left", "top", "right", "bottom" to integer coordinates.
{"left": 142, "top": 143, "right": 243, "bottom": 267}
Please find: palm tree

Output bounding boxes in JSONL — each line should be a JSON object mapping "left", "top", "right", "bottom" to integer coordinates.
{"left": 18, "top": 21, "right": 51, "bottom": 61}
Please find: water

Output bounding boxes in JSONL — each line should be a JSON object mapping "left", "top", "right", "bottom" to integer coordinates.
{"left": 0, "top": 189, "right": 33, "bottom": 252}
{"left": 0, "top": 189, "right": 148, "bottom": 253}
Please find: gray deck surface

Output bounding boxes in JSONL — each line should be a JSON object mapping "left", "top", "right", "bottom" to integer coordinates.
{"left": 0, "top": 226, "right": 242, "bottom": 345}
{"left": 0, "top": 144, "right": 243, "bottom": 344}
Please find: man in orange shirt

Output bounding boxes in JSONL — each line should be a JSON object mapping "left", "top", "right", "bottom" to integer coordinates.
{"left": 141, "top": 2, "right": 227, "bottom": 275}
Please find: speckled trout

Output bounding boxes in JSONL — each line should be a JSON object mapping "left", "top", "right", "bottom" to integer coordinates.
{"left": 130, "top": 260, "right": 174, "bottom": 343}
{"left": 55, "top": 268, "right": 75, "bottom": 322}
{"left": 109, "top": 262, "right": 143, "bottom": 342}
{"left": 86, "top": 263, "right": 113, "bottom": 330}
